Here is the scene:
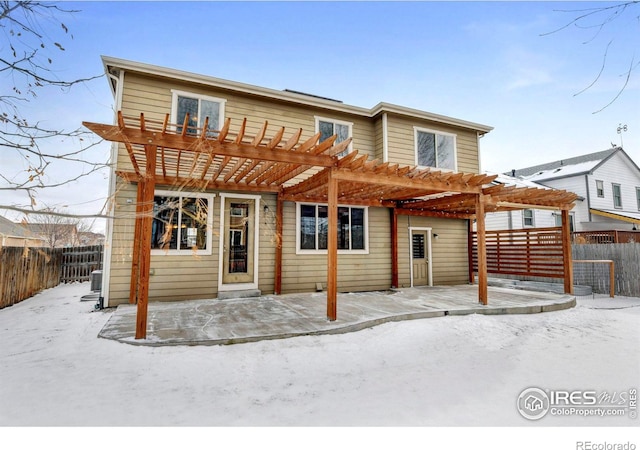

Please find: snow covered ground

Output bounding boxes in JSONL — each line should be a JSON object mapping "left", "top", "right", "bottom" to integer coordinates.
{"left": 1, "top": 282, "right": 638, "bottom": 448}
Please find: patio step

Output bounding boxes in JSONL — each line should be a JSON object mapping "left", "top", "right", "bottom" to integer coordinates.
{"left": 217, "top": 289, "right": 261, "bottom": 300}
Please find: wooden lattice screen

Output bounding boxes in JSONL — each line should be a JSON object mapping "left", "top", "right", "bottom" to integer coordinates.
{"left": 470, "top": 227, "right": 565, "bottom": 279}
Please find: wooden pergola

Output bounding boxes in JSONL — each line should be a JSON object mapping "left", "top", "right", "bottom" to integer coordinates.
{"left": 84, "top": 113, "right": 578, "bottom": 339}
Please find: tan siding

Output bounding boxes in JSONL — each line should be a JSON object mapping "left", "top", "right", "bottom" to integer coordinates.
{"left": 396, "top": 215, "right": 470, "bottom": 288}
{"left": 280, "top": 203, "right": 392, "bottom": 294}
{"left": 374, "top": 116, "right": 384, "bottom": 161}
{"left": 120, "top": 72, "right": 377, "bottom": 159}
{"left": 385, "top": 113, "right": 480, "bottom": 173}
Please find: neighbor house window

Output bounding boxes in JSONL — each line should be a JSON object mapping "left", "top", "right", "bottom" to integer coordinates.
{"left": 171, "top": 90, "right": 225, "bottom": 136}
{"left": 523, "top": 209, "right": 535, "bottom": 227}
{"left": 596, "top": 180, "right": 604, "bottom": 198}
{"left": 315, "top": 116, "right": 352, "bottom": 157}
{"left": 554, "top": 213, "right": 575, "bottom": 232}
{"left": 414, "top": 127, "right": 456, "bottom": 170}
{"left": 612, "top": 183, "right": 622, "bottom": 208}
{"left": 297, "top": 203, "right": 367, "bottom": 253}
{"left": 636, "top": 187, "right": 640, "bottom": 211}
{"left": 151, "top": 191, "right": 214, "bottom": 254}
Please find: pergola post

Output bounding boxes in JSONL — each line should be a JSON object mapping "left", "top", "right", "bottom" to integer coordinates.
{"left": 274, "top": 193, "right": 284, "bottom": 295}
{"left": 561, "top": 209, "right": 574, "bottom": 294}
{"left": 475, "top": 193, "right": 488, "bottom": 305}
{"left": 391, "top": 208, "right": 399, "bottom": 289}
{"left": 135, "top": 144, "right": 157, "bottom": 339}
{"left": 327, "top": 169, "right": 338, "bottom": 321}
{"left": 467, "top": 219, "right": 474, "bottom": 284}
{"left": 129, "top": 182, "right": 145, "bottom": 304}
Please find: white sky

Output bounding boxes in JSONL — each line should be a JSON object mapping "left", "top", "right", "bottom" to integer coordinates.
{"left": 1, "top": 1, "right": 639, "bottom": 233}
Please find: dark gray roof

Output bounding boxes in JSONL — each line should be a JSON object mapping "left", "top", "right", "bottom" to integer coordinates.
{"left": 0, "top": 215, "right": 37, "bottom": 239}
{"left": 508, "top": 148, "right": 618, "bottom": 178}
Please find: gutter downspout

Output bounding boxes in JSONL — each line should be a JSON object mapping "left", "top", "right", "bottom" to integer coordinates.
{"left": 477, "top": 132, "right": 483, "bottom": 173}
{"left": 382, "top": 113, "right": 389, "bottom": 163}
{"left": 100, "top": 69, "right": 125, "bottom": 308}
{"left": 584, "top": 174, "right": 592, "bottom": 224}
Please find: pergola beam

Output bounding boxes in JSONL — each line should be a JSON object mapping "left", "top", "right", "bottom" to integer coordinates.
{"left": 82, "top": 122, "right": 337, "bottom": 168}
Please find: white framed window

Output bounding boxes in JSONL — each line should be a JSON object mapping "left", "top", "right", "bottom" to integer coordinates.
{"left": 612, "top": 183, "right": 622, "bottom": 208}
{"left": 315, "top": 116, "right": 352, "bottom": 157}
{"left": 296, "top": 203, "right": 368, "bottom": 254}
{"left": 523, "top": 209, "right": 535, "bottom": 227}
{"left": 414, "top": 127, "right": 457, "bottom": 171}
{"left": 596, "top": 180, "right": 604, "bottom": 198}
{"left": 151, "top": 190, "right": 215, "bottom": 255}
{"left": 636, "top": 187, "right": 640, "bottom": 211}
{"left": 171, "top": 90, "right": 226, "bottom": 136}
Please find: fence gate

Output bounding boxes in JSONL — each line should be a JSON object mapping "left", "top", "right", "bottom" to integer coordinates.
{"left": 61, "top": 245, "right": 104, "bottom": 283}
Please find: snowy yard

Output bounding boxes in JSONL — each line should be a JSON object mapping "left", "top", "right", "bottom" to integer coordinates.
{"left": 1, "top": 282, "right": 639, "bottom": 447}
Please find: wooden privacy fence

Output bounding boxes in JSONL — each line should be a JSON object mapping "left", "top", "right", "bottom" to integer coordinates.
{"left": 0, "top": 247, "right": 62, "bottom": 309}
{"left": 470, "top": 227, "right": 565, "bottom": 279}
{"left": 573, "top": 230, "right": 640, "bottom": 244}
{"left": 61, "top": 245, "right": 103, "bottom": 283}
{"left": 0, "top": 244, "right": 104, "bottom": 310}
{"left": 573, "top": 243, "right": 640, "bottom": 297}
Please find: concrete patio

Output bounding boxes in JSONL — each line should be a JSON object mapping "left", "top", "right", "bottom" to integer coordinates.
{"left": 98, "top": 285, "right": 576, "bottom": 346}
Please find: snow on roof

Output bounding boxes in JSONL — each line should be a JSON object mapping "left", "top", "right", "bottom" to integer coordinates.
{"left": 523, "top": 159, "right": 603, "bottom": 182}
{"left": 487, "top": 172, "right": 552, "bottom": 190}
{"left": 509, "top": 148, "right": 617, "bottom": 179}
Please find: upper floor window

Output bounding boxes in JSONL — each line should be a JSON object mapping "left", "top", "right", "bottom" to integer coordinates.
{"left": 297, "top": 203, "right": 368, "bottom": 254}
{"left": 171, "top": 90, "right": 226, "bottom": 137}
{"left": 414, "top": 127, "right": 456, "bottom": 171}
{"left": 612, "top": 183, "right": 622, "bottom": 208}
{"left": 151, "top": 191, "right": 214, "bottom": 255}
{"left": 523, "top": 209, "right": 535, "bottom": 227}
{"left": 636, "top": 187, "right": 640, "bottom": 211}
{"left": 315, "top": 116, "right": 352, "bottom": 157}
{"left": 596, "top": 180, "right": 604, "bottom": 198}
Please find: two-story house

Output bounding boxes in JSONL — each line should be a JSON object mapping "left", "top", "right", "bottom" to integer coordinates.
{"left": 511, "top": 148, "right": 640, "bottom": 232}
{"left": 85, "top": 56, "right": 577, "bottom": 338}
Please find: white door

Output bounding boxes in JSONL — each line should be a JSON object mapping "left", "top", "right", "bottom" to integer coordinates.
{"left": 411, "top": 230, "right": 429, "bottom": 286}
{"left": 222, "top": 197, "right": 256, "bottom": 285}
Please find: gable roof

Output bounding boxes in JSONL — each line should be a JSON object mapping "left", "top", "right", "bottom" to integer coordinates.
{"left": 489, "top": 172, "right": 551, "bottom": 190}
{"left": 0, "top": 216, "right": 40, "bottom": 240}
{"left": 509, "top": 148, "right": 618, "bottom": 181}
{"left": 102, "top": 56, "right": 494, "bottom": 135}
{"left": 509, "top": 147, "right": 640, "bottom": 183}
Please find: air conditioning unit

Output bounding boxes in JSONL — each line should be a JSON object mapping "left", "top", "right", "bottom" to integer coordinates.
{"left": 90, "top": 270, "right": 103, "bottom": 292}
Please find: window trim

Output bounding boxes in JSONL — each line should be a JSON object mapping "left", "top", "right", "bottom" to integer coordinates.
{"left": 413, "top": 126, "right": 458, "bottom": 171}
{"left": 595, "top": 180, "right": 604, "bottom": 198}
{"left": 151, "top": 190, "right": 215, "bottom": 256}
{"left": 612, "top": 183, "right": 623, "bottom": 209}
{"left": 314, "top": 116, "right": 353, "bottom": 156}
{"left": 522, "top": 209, "right": 535, "bottom": 227}
{"left": 295, "top": 202, "right": 369, "bottom": 255}
{"left": 170, "top": 89, "right": 226, "bottom": 133}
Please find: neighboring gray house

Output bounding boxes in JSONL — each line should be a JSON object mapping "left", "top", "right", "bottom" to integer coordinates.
{"left": 483, "top": 173, "right": 560, "bottom": 231}
{"left": 0, "top": 215, "right": 45, "bottom": 248}
{"left": 510, "top": 147, "right": 640, "bottom": 232}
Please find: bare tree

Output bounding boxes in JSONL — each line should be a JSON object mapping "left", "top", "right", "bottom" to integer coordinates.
{"left": 0, "top": 1, "right": 107, "bottom": 216}
{"left": 21, "top": 206, "right": 80, "bottom": 248}
{"left": 543, "top": 1, "right": 640, "bottom": 113}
